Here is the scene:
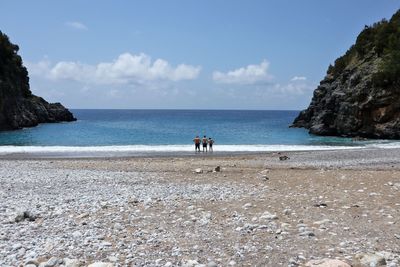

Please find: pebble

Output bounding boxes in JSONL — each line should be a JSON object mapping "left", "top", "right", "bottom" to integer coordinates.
{"left": 1, "top": 158, "right": 400, "bottom": 266}
{"left": 64, "top": 258, "right": 81, "bottom": 267}
{"left": 305, "top": 258, "right": 350, "bottom": 267}
{"left": 87, "top": 262, "right": 114, "bottom": 267}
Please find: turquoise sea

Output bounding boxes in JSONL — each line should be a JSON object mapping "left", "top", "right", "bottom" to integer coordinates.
{"left": 0, "top": 110, "right": 397, "bottom": 156}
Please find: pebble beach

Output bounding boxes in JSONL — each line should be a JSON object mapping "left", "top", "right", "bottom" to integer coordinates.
{"left": 1, "top": 148, "right": 400, "bottom": 267}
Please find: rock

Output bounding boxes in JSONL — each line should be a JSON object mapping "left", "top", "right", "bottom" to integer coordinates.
{"left": 214, "top": 166, "right": 221, "bottom": 172}
{"left": 25, "top": 259, "right": 40, "bottom": 266}
{"left": 87, "top": 262, "right": 114, "bottom": 267}
{"left": 355, "top": 253, "right": 387, "bottom": 267}
{"left": 108, "top": 256, "right": 118, "bottom": 262}
{"left": 207, "top": 261, "right": 218, "bottom": 267}
{"left": 279, "top": 155, "right": 290, "bottom": 161}
{"left": 12, "top": 243, "right": 22, "bottom": 250}
{"left": 13, "top": 210, "right": 37, "bottom": 222}
{"left": 299, "top": 230, "right": 315, "bottom": 237}
{"left": 182, "top": 259, "right": 200, "bottom": 267}
{"left": 242, "top": 203, "right": 253, "bottom": 209}
{"left": 0, "top": 32, "right": 76, "bottom": 131}
{"left": 259, "top": 211, "right": 278, "bottom": 220}
{"left": 194, "top": 168, "right": 203, "bottom": 174}
{"left": 64, "top": 258, "right": 81, "bottom": 267}
{"left": 39, "top": 257, "right": 63, "bottom": 267}
{"left": 313, "top": 203, "right": 328, "bottom": 208}
{"left": 305, "top": 258, "right": 351, "bottom": 267}
{"left": 291, "top": 10, "right": 400, "bottom": 139}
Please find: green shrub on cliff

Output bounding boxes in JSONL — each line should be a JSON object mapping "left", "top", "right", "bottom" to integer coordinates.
{"left": 327, "top": 10, "right": 400, "bottom": 88}
{"left": 0, "top": 31, "right": 31, "bottom": 98}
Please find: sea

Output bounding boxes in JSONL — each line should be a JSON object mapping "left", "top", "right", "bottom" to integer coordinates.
{"left": 0, "top": 109, "right": 398, "bottom": 157}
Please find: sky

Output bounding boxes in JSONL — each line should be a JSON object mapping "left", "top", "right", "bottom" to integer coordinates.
{"left": 1, "top": 1, "right": 399, "bottom": 110}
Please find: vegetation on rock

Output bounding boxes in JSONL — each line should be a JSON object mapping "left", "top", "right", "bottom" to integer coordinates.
{"left": 292, "top": 10, "right": 400, "bottom": 139}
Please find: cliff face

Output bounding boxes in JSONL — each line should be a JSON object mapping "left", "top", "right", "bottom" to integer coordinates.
{"left": 292, "top": 10, "right": 400, "bottom": 139}
{"left": 0, "top": 31, "right": 75, "bottom": 130}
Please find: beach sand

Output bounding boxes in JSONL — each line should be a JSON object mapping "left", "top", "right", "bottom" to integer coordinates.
{"left": 1, "top": 148, "right": 400, "bottom": 266}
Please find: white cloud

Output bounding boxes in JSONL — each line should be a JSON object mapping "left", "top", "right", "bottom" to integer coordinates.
{"left": 26, "top": 53, "right": 201, "bottom": 85}
{"left": 212, "top": 60, "right": 273, "bottom": 84}
{"left": 65, "top": 21, "right": 88, "bottom": 30}
{"left": 273, "top": 79, "right": 313, "bottom": 96}
{"left": 291, "top": 76, "right": 307, "bottom": 81}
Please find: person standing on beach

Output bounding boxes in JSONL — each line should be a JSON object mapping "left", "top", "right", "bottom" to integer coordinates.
{"left": 193, "top": 136, "right": 201, "bottom": 152}
{"left": 208, "top": 137, "right": 214, "bottom": 152}
{"left": 202, "top": 135, "right": 208, "bottom": 152}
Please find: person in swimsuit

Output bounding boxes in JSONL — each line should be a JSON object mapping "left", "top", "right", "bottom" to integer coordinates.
{"left": 208, "top": 137, "right": 214, "bottom": 152}
{"left": 202, "top": 135, "right": 208, "bottom": 152}
{"left": 193, "top": 136, "right": 201, "bottom": 152}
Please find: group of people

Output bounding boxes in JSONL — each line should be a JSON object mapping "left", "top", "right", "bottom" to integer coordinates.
{"left": 193, "top": 135, "right": 214, "bottom": 152}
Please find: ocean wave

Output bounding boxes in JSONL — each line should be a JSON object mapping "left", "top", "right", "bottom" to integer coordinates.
{"left": 0, "top": 144, "right": 366, "bottom": 155}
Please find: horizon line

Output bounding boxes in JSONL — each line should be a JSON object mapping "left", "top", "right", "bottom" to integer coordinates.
{"left": 69, "top": 108, "right": 302, "bottom": 111}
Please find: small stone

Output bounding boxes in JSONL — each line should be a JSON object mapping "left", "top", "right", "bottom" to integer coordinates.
{"left": 279, "top": 155, "right": 290, "bottom": 161}
{"left": 101, "top": 241, "right": 112, "bottom": 247}
{"left": 14, "top": 212, "right": 25, "bottom": 223}
{"left": 299, "top": 230, "right": 315, "bottom": 237}
{"left": 242, "top": 203, "right": 252, "bottom": 209}
{"left": 214, "top": 166, "right": 221, "bottom": 172}
{"left": 207, "top": 261, "right": 218, "bottom": 267}
{"left": 313, "top": 203, "right": 328, "bottom": 208}
{"left": 182, "top": 259, "right": 199, "bottom": 267}
{"left": 87, "top": 262, "right": 114, "bottom": 267}
{"left": 39, "top": 257, "right": 62, "bottom": 267}
{"left": 305, "top": 258, "right": 350, "bottom": 267}
{"left": 17, "top": 247, "right": 26, "bottom": 257}
{"left": 64, "top": 258, "right": 81, "bottom": 267}
{"left": 108, "top": 256, "right": 118, "bottom": 262}
{"left": 72, "top": 231, "right": 82, "bottom": 238}
{"left": 194, "top": 168, "right": 203, "bottom": 174}
{"left": 355, "top": 253, "right": 386, "bottom": 267}
{"left": 313, "top": 219, "right": 331, "bottom": 225}
{"left": 25, "top": 259, "right": 40, "bottom": 266}
{"left": 12, "top": 243, "right": 22, "bottom": 250}
{"left": 76, "top": 213, "right": 89, "bottom": 219}
{"left": 259, "top": 211, "right": 278, "bottom": 220}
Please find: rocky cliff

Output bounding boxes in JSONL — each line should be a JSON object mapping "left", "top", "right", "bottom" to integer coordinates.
{"left": 292, "top": 10, "right": 400, "bottom": 139}
{"left": 0, "top": 31, "right": 75, "bottom": 130}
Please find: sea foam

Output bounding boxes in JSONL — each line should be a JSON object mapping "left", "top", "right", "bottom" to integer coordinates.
{"left": 0, "top": 144, "right": 366, "bottom": 157}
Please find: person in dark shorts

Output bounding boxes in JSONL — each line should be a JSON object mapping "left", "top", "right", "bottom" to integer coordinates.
{"left": 193, "top": 136, "right": 201, "bottom": 152}
{"left": 202, "top": 135, "right": 208, "bottom": 152}
{"left": 208, "top": 137, "right": 214, "bottom": 152}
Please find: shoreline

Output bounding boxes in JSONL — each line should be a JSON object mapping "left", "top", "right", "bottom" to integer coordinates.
{"left": 0, "top": 147, "right": 400, "bottom": 170}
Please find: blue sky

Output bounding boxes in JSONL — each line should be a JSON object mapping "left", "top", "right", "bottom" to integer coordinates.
{"left": 1, "top": 1, "right": 399, "bottom": 109}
